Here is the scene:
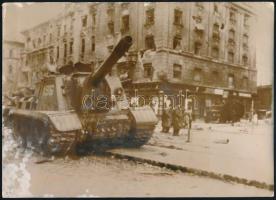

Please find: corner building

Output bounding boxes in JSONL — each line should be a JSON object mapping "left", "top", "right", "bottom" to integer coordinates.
{"left": 21, "top": 2, "right": 257, "bottom": 119}
{"left": 95, "top": 2, "right": 257, "bottom": 118}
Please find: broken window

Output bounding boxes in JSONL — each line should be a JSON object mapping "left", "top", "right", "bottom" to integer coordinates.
{"left": 174, "top": 9, "right": 183, "bottom": 25}
{"left": 228, "top": 51, "right": 234, "bottom": 63}
{"left": 91, "top": 36, "right": 95, "bottom": 52}
{"left": 146, "top": 8, "right": 154, "bottom": 25}
{"left": 173, "top": 35, "right": 182, "bottom": 49}
{"left": 145, "top": 35, "right": 156, "bottom": 50}
{"left": 82, "top": 15, "right": 87, "bottom": 27}
{"left": 228, "top": 74, "right": 234, "bottom": 88}
{"left": 173, "top": 64, "right": 182, "bottom": 79}
{"left": 193, "top": 68, "right": 202, "bottom": 81}
{"left": 143, "top": 63, "right": 153, "bottom": 78}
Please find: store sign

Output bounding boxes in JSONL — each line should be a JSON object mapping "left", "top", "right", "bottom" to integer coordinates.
{"left": 214, "top": 89, "right": 223, "bottom": 95}
{"left": 239, "top": 92, "right": 251, "bottom": 98}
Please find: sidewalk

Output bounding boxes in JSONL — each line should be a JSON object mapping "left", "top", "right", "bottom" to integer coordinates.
{"left": 109, "top": 120, "right": 274, "bottom": 190}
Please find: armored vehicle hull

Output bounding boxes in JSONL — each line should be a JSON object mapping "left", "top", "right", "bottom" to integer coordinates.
{"left": 5, "top": 36, "right": 158, "bottom": 155}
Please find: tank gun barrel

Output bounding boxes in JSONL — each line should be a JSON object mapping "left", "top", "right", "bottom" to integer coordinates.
{"left": 87, "top": 36, "right": 133, "bottom": 86}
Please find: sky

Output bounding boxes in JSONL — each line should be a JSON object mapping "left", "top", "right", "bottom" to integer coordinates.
{"left": 2, "top": 2, "right": 274, "bottom": 86}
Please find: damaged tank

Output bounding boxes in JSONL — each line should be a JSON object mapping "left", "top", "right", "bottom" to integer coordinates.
{"left": 5, "top": 36, "right": 158, "bottom": 155}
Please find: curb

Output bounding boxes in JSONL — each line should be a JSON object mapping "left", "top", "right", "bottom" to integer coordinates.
{"left": 105, "top": 151, "right": 274, "bottom": 191}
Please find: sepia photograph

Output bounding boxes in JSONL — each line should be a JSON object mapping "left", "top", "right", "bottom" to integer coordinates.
{"left": 2, "top": 2, "right": 274, "bottom": 197}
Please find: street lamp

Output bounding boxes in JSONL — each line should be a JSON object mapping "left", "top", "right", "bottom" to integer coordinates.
{"left": 185, "top": 89, "right": 190, "bottom": 110}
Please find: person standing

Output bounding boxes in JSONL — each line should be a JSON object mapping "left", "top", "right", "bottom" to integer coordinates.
{"left": 161, "top": 107, "right": 172, "bottom": 133}
{"left": 172, "top": 105, "right": 183, "bottom": 136}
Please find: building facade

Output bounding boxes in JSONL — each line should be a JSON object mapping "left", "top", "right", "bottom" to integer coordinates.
{"left": 255, "top": 85, "right": 273, "bottom": 111}
{"left": 2, "top": 40, "right": 24, "bottom": 96}
{"left": 21, "top": 2, "right": 257, "bottom": 118}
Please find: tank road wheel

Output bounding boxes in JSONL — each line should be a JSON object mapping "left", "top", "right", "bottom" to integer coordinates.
{"left": 124, "top": 128, "right": 154, "bottom": 148}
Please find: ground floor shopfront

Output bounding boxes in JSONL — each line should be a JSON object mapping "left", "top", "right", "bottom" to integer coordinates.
{"left": 123, "top": 81, "right": 254, "bottom": 119}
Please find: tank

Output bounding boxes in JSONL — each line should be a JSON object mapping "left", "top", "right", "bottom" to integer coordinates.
{"left": 5, "top": 36, "right": 158, "bottom": 155}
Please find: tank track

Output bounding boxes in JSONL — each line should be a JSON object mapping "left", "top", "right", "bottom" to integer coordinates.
{"left": 10, "top": 114, "right": 81, "bottom": 156}
{"left": 123, "top": 127, "right": 154, "bottom": 148}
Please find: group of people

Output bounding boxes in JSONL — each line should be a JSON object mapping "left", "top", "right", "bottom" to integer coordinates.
{"left": 161, "top": 105, "right": 193, "bottom": 136}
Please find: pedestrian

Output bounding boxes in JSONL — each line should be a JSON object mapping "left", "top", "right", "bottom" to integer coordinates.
{"left": 161, "top": 107, "right": 171, "bottom": 133}
{"left": 253, "top": 111, "right": 258, "bottom": 125}
{"left": 172, "top": 105, "right": 183, "bottom": 136}
{"left": 184, "top": 110, "right": 193, "bottom": 142}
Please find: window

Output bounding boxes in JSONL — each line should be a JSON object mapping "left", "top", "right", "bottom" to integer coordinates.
{"left": 64, "top": 43, "right": 67, "bottom": 58}
{"left": 214, "top": 3, "right": 218, "bottom": 13}
{"left": 212, "top": 71, "right": 219, "bottom": 81}
{"left": 194, "top": 42, "right": 201, "bottom": 55}
{"left": 242, "top": 54, "right": 248, "bottom": 65}
{"left": 49, "top": 33, "right": 53, "bottom": 42}
{"left": 243, "top": 34, "right": 248, "bottom": 45}
{"left": 43, "top": 35, "right": 46, "bottom": 43}
{"left": 8, "top": 65, "right": 12, "bottom": 74}
{"left": 56, "top": 46, "right": 59, "bottom": 60}
{"left": 143, "top": 63, "right": 153, "bottom": 78}
{"left": 145, "top": 35, "right": 156, "bottom": 50}
{"left": 228, "top": 51, "right": 234, "bottom": 63}
{"left": 146, "top": 8, "right": 154, "bottom": 25}
{"left": 64, "top": 25, "right": 67, "bottom": 32}
{"left": 213, "top": 23, "right": 220, "bottom": 34}
{"left": 212, "top": 47, "right": 219, "bottom": 58}
{"left": 81, "top": 38, "right": 85, "bottom": 55}
{"left": 57, "top": 26, "right": 61, "bottom": 36}
{"left": 174, "top": 9, "right": 182, "bottom": 25}
{"left": 92, "top": 13, "right": 96, "bottom": 24}
{"left": 121, "top": 15, "right": 130, "bottom": 32}
{"left": 242, "top": 76, "right": 248, "bottom": 88}
{"left": 193, "top": 68, "right": 201, "bottom": 81}
{"left": 70, "top": 41, "right": 73, "bottom": 54}
{"left": 91, "top": 36, "right": 95, "bottom": 52}
{"left": 9, "top": 49, "right": 13, "bottom": 57}
{"left": 82, "top": 15, "right": 87, "bottom": 27}
{"left": 230, "top": 11, "right": 235, "bottom": 22}
{"left": 244, "top": 15, "right": 249, "bottom": 27}
{"left": 229, "top": 29, "right": 235, "bottom": 40}
{"left": 228, "top": 74, "right": 234, "bottom": 88}
{"left": 173, "top": 64, "right": 182, "bottom": 79}
{"left": 173, "top": 35, "right": 182, "bottom": 49}
{"left": 108, "top": 20, "right": 114, "bottom": 34}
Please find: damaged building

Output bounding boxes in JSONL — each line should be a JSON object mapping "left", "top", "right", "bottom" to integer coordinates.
{"left": 20, "top": 2, "right": 257, "bottom": 119}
